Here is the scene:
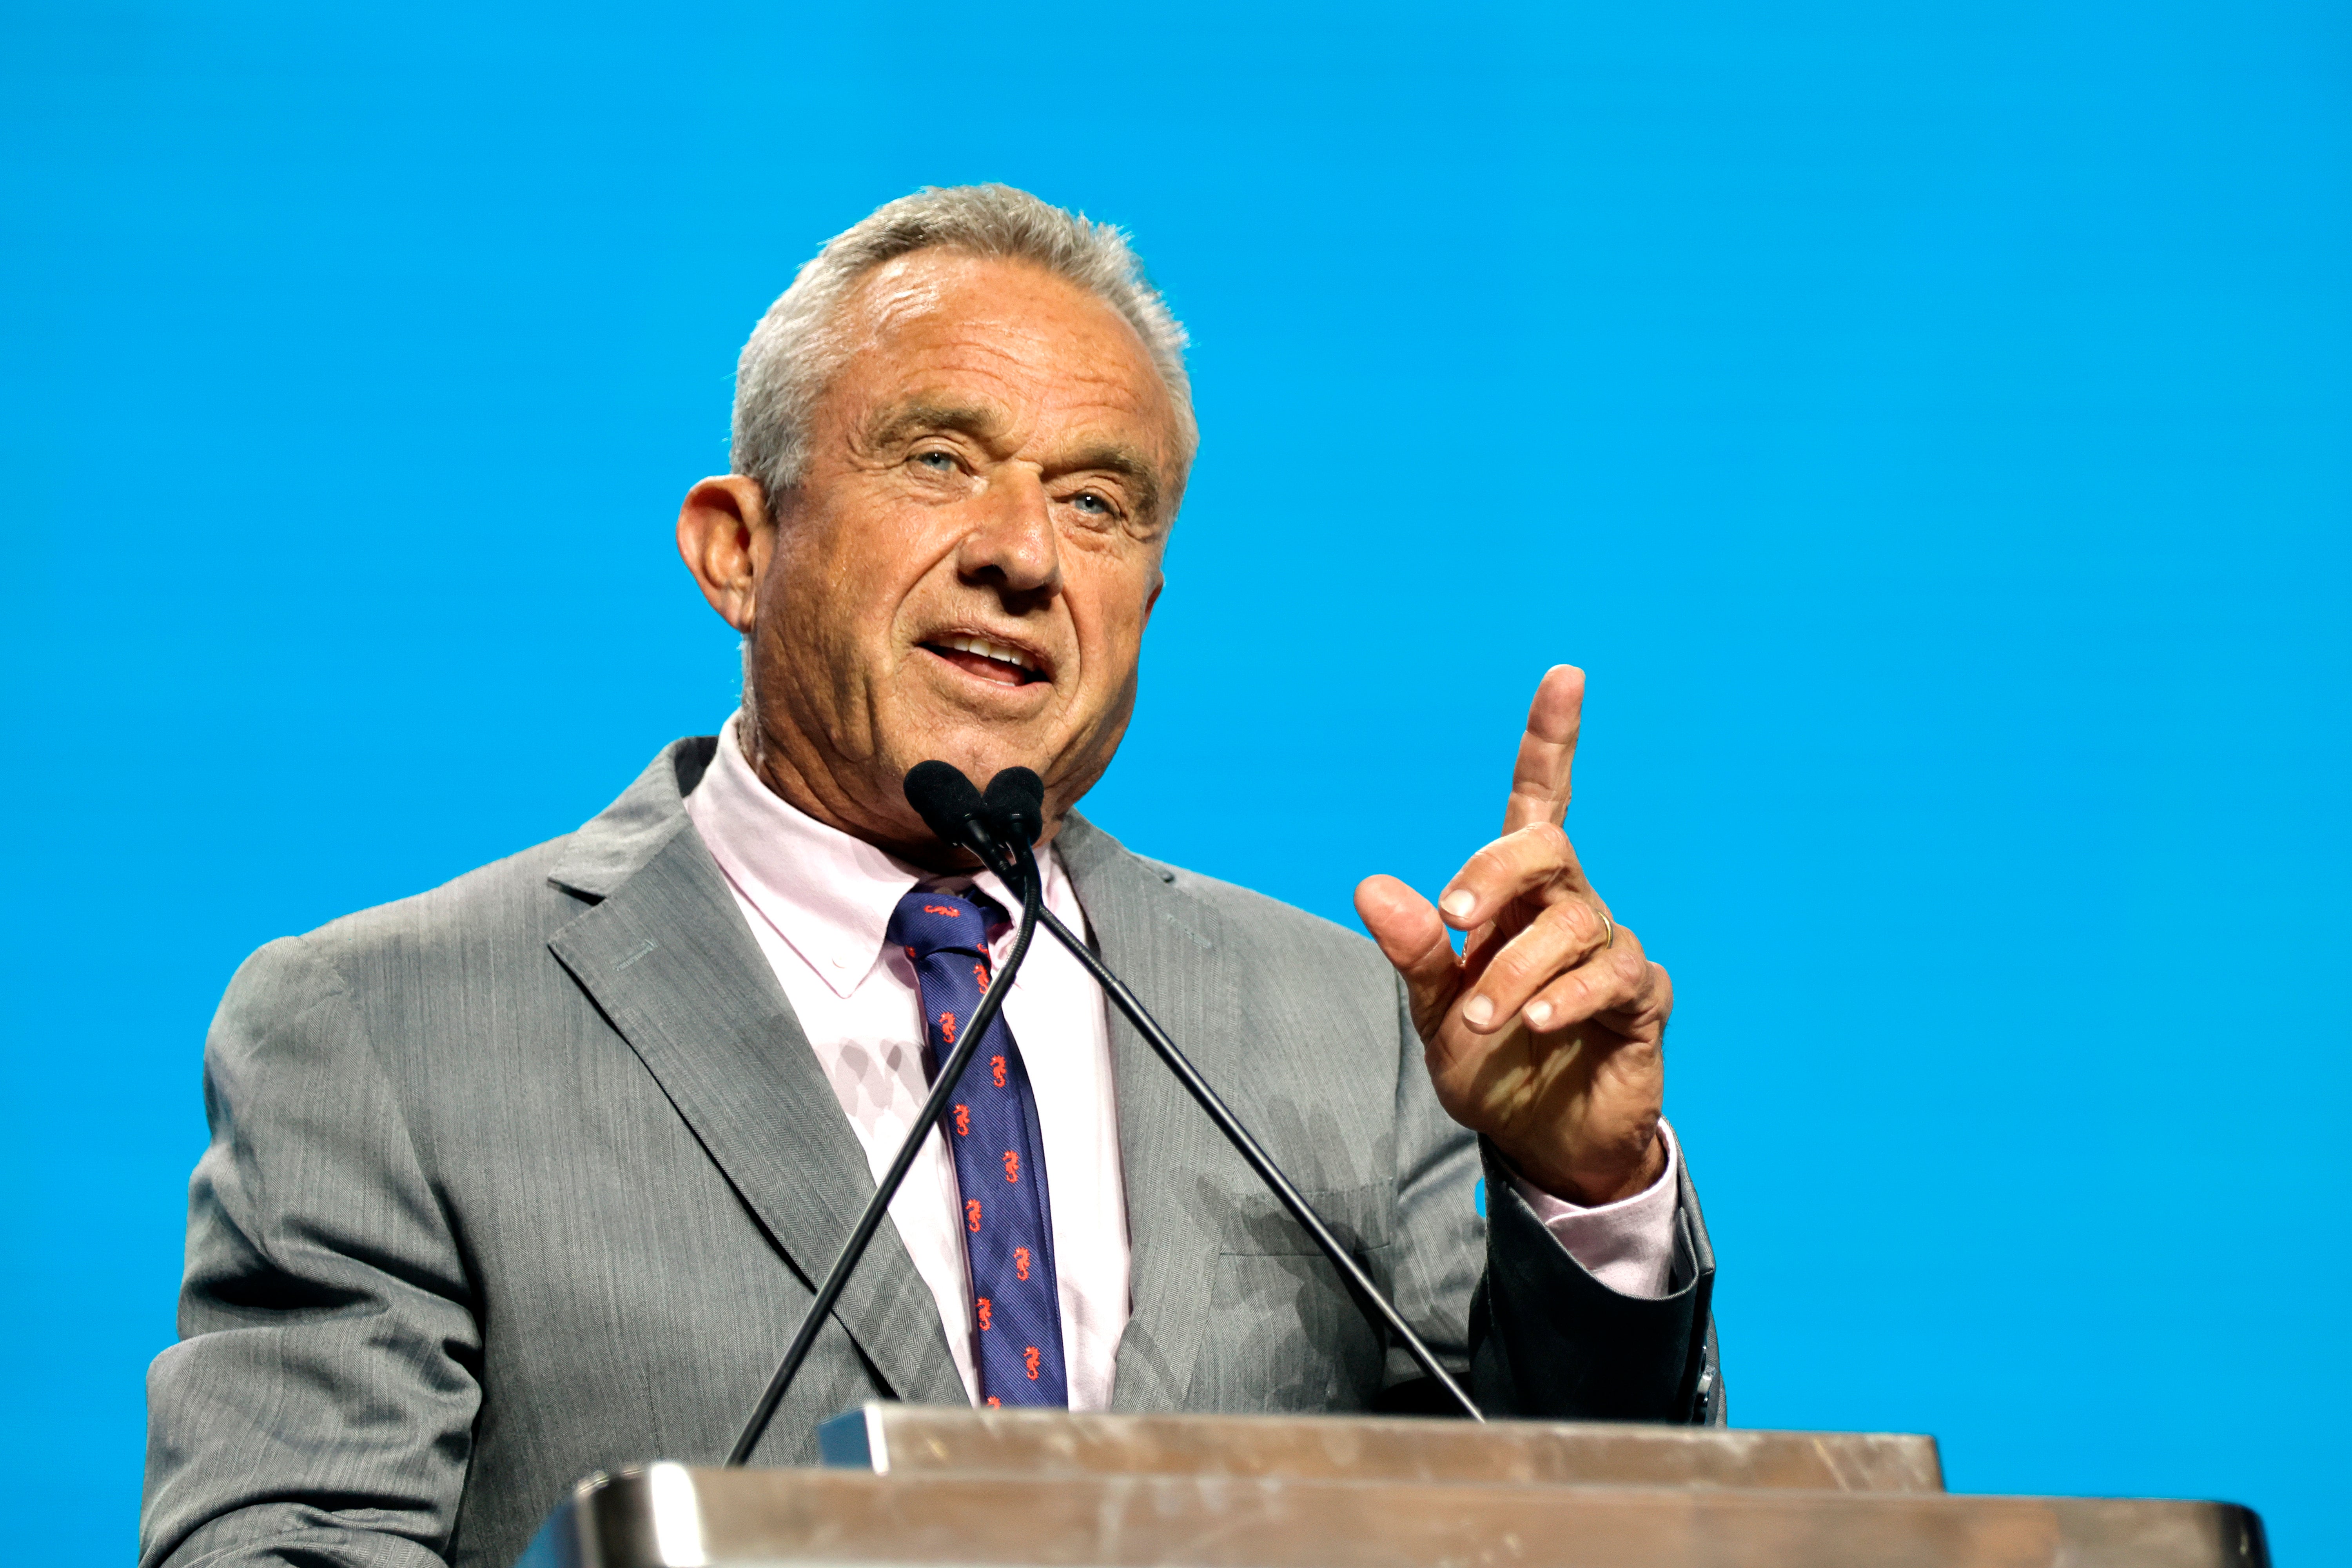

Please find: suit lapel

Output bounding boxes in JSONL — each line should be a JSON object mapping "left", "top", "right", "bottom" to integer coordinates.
{"left": 546, "top": 749, "right": 963, "bottom": 1410}
{"left": 1057, "top": 817, "right": 1233, "bottom": 1412}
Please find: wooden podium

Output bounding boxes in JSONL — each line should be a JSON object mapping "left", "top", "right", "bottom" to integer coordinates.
{"left": 517, "top": 1406, "right": 2267, "bottom": 1568}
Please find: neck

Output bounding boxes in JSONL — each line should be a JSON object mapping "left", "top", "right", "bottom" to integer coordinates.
{"left": 734, "top": 706, "right": 1066, "bottom": 875}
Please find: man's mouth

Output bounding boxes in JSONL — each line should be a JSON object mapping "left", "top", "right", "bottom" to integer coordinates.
{"left": 918, "top": 633, "right": 1050, "bottom": 688}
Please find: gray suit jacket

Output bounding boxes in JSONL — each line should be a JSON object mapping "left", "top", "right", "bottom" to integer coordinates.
{"left": 143, "top": 739, "right": 1719, "bottom": 1568}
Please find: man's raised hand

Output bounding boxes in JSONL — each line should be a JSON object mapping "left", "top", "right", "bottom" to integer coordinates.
{"left": 1354, "top": 665, "right": 1671, "bottom": 1205}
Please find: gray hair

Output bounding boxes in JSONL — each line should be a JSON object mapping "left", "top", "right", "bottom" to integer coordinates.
{"left": 731, "top": 184, "right": 1196, "bottom": 505}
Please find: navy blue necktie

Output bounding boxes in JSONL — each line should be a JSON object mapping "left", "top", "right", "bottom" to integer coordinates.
{"left": 887, "top": 888, "right": 1069, "bottom": 1406}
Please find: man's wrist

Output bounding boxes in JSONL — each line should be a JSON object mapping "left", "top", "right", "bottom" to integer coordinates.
{"left": 1501, "top": 1122, "right": 1684, "bottom": 1299}
{"left": 1506, "top": 1129, "right": 1668, "bottom": 1208}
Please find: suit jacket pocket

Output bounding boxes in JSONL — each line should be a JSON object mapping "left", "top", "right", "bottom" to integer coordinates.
{"left": 1188, "top": 1183, "right": 1394, "bottom": 1412}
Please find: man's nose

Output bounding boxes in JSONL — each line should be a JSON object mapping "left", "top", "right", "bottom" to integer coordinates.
{"left": 955, "top": 468, "right": 1063, "bottom": 597}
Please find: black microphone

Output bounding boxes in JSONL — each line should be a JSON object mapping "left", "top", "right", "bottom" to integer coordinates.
{"left": 903, "top": 760, "right": 1011, "bottom": 875}
{"left": 724, "top": 762, "right": 1044, "bottom": 1465}
{"left": 941, "top": 761, "right": 1480, "bottom": 1419}
{"left": 980, "top": 766, "right": 1044, "bottom": 853}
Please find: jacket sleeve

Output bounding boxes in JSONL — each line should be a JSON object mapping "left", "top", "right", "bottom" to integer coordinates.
{"left": 1381, "top": 973, "right": 1723, "bottom": 1424}
{"left": 141, "top": 936, "right": 481, "bottom": 1568}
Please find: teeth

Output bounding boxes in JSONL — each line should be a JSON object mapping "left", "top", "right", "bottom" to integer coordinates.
{"left": 940, "top": 634, "right": 1037, "bottom": 673}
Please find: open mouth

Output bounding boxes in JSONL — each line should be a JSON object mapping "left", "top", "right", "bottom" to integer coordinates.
{"left": 918, "top": 633, "right": 1051, "bottom": 689}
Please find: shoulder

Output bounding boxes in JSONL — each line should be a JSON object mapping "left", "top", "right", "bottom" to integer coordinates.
{"left": 214, "top": 835, "right": 597, "bottom": 1062}
{"left": 1161, "top": 859, "right": 1389, "bottom": 974}
{"left": 1057, "top": 814, "right": 1399, "bottom": 1000}
{"left": 224, "top": 736, "right": 710, "bottom": 1008}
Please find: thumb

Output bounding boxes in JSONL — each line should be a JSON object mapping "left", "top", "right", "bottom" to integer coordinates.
{"left": 1354, "top": 875, "right": 1461, "bottom": 1040}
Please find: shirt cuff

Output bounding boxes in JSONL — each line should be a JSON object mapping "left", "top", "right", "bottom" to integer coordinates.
{"left": 1506, "top": 1120, "right": 1682, "bottom": 1300}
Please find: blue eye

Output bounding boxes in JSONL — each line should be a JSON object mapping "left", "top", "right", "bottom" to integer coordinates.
{"left": 915, "top": 451, "right": 955, "bottom": 471}
{"left": 1073, "top": 492, "right": 1109, "bottom": 514}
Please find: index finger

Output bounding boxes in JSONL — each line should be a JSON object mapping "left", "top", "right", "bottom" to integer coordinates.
{"left": 1501, "top": 664, "right": 1585, "bottom": 834}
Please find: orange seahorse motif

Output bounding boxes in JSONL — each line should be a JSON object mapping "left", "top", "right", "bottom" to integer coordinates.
{"left": 1014, "top": 1247, "right": 1030, "bottom": 1281}
{"left": 1003, "top": 1150, "right": 1020, "bottom": 1183}
{"left": 975, "top": 1297, "right": 992, "bottom": 1331}
{"left": 1023, "top": 1346, "right": 1041, "bottom": 1380}
{"left": 965, "top": 1198, "right": 982, "bottom": 1232}
{"left": 990, "top": 1055, "right": 1007, "bottom": 1087}
{"left": 939, "top": 1011, "right": 957, "bottom": 1044}
{"left": 953, "top": 1104, "right": 970, "bottom": 1136}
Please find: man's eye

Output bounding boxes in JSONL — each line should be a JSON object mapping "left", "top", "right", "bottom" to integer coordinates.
{"left": 914, "top": 451, "right": 956, "bottom": 472}
{"left": 1071, "top": 491, "right": 1111, "bottom": 515}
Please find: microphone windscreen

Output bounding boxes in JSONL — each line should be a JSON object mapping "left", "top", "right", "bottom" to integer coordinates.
{"left": 982, "top": 767, "right": 1045, "bottom": 846}
{"left": 903, "top": 761, "right": 985, "bottom": 844}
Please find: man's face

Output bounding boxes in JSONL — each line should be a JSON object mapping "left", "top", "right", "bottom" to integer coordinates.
{"left": 734, "top": 250, "right": 1183, "bottom": 854}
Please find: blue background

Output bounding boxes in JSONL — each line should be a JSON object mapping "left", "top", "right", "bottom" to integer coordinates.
{"left": 4, "top": 2, "right": 2347, "bottom": 1561}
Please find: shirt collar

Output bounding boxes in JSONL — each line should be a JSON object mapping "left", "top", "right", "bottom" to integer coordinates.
{"left": 682, "top": 713, "right": 1053, "bottom": 998}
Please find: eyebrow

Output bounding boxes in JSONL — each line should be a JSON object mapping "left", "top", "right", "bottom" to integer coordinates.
{"left": 867, "top": 399, "right": 1009, "bottom": 449}
{"left": 866, "top": 399, "right": 1167, "bottom": 523}
{"left": 1058, "top": 440, "right": 1164, "bottom": 523}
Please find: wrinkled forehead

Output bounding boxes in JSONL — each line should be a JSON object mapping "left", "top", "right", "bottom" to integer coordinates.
{"left": 828, "top": 250, "right": 1185, "bottom": 468}
{"left": 847, "top": 250, "right": 963, "bottom": 338}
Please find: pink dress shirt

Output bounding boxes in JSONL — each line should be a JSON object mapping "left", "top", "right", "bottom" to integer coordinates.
{"left": 684, "top": 715, "right": 1681, "bottom": 1410}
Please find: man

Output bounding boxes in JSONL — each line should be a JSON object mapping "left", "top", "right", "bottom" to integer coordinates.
{"left": 142, "top": 185, "right": 1719, "bottom": 1568}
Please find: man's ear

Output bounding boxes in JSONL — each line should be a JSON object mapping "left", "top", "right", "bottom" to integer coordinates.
{"left": 676, "top": 475, "right": 773, "bottom": 632}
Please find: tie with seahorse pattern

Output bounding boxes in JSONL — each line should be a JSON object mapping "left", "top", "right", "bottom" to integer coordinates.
{"left": 886, "top": 887, "right": 1068, "bottom": 1406}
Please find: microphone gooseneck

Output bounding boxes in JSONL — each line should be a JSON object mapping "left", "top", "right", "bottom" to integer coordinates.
{"left": 724, "top": 763, "right": 1044, "bottom": 1465}
{"left": 729, "top": 756, "right": 1480, "bottom": 1461}
{"left": 917, "top": 757, "right": 1480, "bottom": 1419}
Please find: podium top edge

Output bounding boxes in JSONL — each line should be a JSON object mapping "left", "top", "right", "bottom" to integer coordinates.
{"left": 840, "top": 1401, "right": 1944, "bottom": 1443}
{"left": 520, "top": 1465, "right": 2267, "bottom": 1568}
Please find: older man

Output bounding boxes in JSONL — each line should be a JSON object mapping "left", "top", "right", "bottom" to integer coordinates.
{"left": 142, "top": 186, "right": 1718, "bottom": 1568}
